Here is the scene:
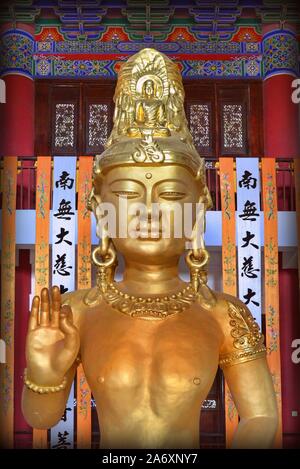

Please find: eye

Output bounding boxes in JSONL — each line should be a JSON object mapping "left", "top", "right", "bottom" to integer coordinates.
{"left": 159, "top": 191, "right": 186, "bottom": 200}
{"left": 112, "top": 190, "right": 140, "bottom": 199}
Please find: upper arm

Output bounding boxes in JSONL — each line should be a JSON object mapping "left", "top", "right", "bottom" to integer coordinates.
{"left": 218, "top": 298, "right": 277, "bottom": 419}
{"left": 223, "top": 357, "right": 278, "bottom": 419}
{"left": 218, "top": 299, "right": 266, "bottom": 368}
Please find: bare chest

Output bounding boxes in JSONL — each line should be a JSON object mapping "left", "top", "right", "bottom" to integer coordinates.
{"left": 79, "top": 307, "right": 220, "bottom": 401}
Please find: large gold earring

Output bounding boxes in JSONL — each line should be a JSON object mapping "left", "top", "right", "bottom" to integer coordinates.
{"left": 92, "top": 230, "right": 117, "bottom": 293}
{"left": 186, "top": 248, "right": 216, "bottom": 309}
{"left": 186, "top": 248, "right": 210, "bottom": 293}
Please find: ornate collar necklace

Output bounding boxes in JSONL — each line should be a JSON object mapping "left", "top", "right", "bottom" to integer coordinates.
{"left": 101, "top": 282, "right": 198, "bottom": 320}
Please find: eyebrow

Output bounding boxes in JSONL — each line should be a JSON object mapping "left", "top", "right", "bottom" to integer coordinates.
{"left": 157, "top": 179, "right": 186, "bottom": 183}
{"left": 108, "top": 178, "right": 189, "bottom": 187}
{"left": 154, "top": 179, "right": 188, "bottom": 187}
{"left": 108, "top": 179, "right": 142, "bottom": 185}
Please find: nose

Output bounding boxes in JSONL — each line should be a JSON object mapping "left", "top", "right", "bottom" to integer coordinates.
{"left": 144, "top": 186, "right": 159, "bottom": 222}
{"left": 146, "top": 193, "right": 153, "bottom": 221}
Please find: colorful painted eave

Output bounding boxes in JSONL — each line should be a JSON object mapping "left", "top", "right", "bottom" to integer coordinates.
{"left": 0, "top": 1, "right": 299, "bottom": 42}
{"left": 0, "top": 1, "right": 299, "bottom": 80}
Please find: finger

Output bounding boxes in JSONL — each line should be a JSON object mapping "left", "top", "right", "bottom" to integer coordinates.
{"left": 28, "top": 296, "right": 40, "bottom": 331}
{"left": 40, "top": 287, "right": 50, "bottom": 326}
{"left": 59, "top": 305, "right": 74, "bottom": 332}
{"left": 59, "top": 305, "right": 79, "bottom": 352}
{"left": 51, "top": 285, "right": 61, "bottom": 328}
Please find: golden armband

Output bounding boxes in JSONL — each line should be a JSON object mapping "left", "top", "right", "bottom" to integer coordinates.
{"left": 219, "top": 302, "right": 267, "bottom": 369}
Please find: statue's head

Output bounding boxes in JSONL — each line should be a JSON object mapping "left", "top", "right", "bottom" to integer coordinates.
{"left": 90, "top": 163, "right": 211, "bottom": 266}
{"left": 88, "top": 49, "right": 212, "bottom": 267}
{"left": 142, "top": 79, "right": 155, "bottom": 98}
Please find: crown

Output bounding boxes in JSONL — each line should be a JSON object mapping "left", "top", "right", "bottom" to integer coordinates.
{"left": 93, "top": 48, "right": 210, "bottom": 206}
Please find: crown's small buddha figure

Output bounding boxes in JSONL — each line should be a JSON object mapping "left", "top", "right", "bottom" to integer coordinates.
{"left": 135, "top": 79, "right": 165, "bottom": 127}
{"left": 127, "top": 78, "right": 170, "bottom": 138}
{"left": 22, "top": 49, "right": 278, "bottom": 449}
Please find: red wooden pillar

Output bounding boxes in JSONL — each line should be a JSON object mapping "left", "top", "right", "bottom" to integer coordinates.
{"left": 279, "top": 255, "right": 300, "bottom": 448}
{"left": 262, "top": 24, "right": 299, "bottom": 158}
{"left": 0, "top": 23, "right": 35, "bottom": 447}
{"left": 263, "top": 23, "right": 300, "bottom": 447}
{"left": 0, "top": 23, "right": 35, "bottom": 156}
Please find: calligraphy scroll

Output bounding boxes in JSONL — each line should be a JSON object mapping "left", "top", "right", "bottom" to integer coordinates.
{"left": 236, "top": 158, "right": 262, "bottom": 329}
{"left": 33, "top": 156, "right": 52, "bottom": 449}
{"left": 76, "top": 156, "right": 93, "bottom": 448}
{"left": 219, "top": 158, "right": 238, "bottom": 447}
{"left": 50, "top": 157, "right": 77, "bottom": 449}
{"left": 0, "top": 157, "right": 17, "bottom": 448}
{"left": 262, "top": 158, "right": 282, "bottom": 448}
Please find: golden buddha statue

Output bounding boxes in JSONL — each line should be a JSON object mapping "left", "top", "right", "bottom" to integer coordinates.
{"left": 22, "top": 48, "right": 278, "bottom": 449}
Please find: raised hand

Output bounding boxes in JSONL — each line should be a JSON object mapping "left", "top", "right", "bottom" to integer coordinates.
{"left": 25, "top": 286, "right": 80, "bottom": 387}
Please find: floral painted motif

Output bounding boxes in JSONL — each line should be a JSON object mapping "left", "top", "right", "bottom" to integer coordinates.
{"left": 0, "top": 365, "right": 13, "bottom": 415}
{"left": 3, "top": 299, "right": 14, "bottom": 347}
{"left": 78, "top": 239, "right": 91, "bottom": 289}
{"left": 37, "top": 171, "right": 49, "bottom": 219}
{"left": 224, "top": 238, "right": 236, "bottom": 288}
{"left": 267, "top": 305, "right": 279, "bottom": 354}
{"left": 4, "top": 170, "right": 14, "bottom": 216}
{"left": 0, "top": 158, "right": 17, "bottom": 446}
{"left": 263, "top": 30, "right": 298, "bottom": 78}
{"left": 79, "top": 374, "right": 90, "bottom": 419}
{"left": 265, "top": 238, "right": 278, "bottom": 288}
{"left": 221, "top": 172, "right": 232, "bottom": 221}
{"left": 80, "top": 174, "right": 92, "bottom": 220}
{"left": 2, "top": 234, "right": 15, "bottom": 283}
{"left": 35, "top": 240, "right": 49, "bottom": 287}
{"left": 264, "top": 173, "right": 275, "bottom": 221}
{"left": 0, "top": 30, "right": 34, "bottom": 78}
{"left": 262, "top": 158, "right": 282, "bottom": 447}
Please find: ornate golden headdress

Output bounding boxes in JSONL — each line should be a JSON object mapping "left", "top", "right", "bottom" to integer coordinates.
{"left": 93, "top": 48, "right": 212, "bottom": 208}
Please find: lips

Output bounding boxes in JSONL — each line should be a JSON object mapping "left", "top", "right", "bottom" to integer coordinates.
{"left": 136, "top": 222, "right": 162, "bottom": 238}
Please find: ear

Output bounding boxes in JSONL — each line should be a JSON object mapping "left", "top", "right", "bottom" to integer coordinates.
{"left": 87, "top": 187, "right": 102, "bottom": 216}
{"left": 186, "top": 194, "right": 206, "bottom": 251}
{"left": 195, "top": 164, "right": 213, "bottom": 211}
{"left": 87, "top": 166, "right": 104, "bottom": 216}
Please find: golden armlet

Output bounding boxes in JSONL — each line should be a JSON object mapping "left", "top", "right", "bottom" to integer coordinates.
{"left": 219, "top": 347, "right": 267, "bottom": 369}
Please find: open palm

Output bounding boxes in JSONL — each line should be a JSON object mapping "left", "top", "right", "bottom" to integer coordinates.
{"left": 25, "top": 286, "right": 80, "bottom": 386}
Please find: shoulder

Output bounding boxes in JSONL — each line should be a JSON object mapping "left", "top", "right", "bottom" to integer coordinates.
{"left": 61, "top": 287, "right": 102, "bottom": 327}
{"left": 211, "top": 292, "right": 257, "bottom": 332}
{"left": 209, "top": 292, "right": 266, "bottom": 369}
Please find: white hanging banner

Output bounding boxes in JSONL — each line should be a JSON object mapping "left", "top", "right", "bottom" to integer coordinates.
{"left": 50, "top": 156, "right": 77, "bottom": 449}
{"left": 236, "top": 158, "right": 262, "bottom": 329}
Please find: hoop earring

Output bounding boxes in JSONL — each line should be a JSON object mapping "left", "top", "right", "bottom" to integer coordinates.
{"left": 92, "top": 243, "right": 117, "bottom": 293}
{"left": 185, "top": 248, "right": 216, "bottom": 309}
{"left": 186, "top": 248, "right": 209, "bottom": 293}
